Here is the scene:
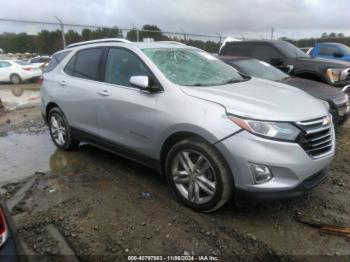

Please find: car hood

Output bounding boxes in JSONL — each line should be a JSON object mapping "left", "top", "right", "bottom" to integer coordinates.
{"left": 278, "top": 77, "right": 344, "bottom": 101}
{"left": 297, "top": 57, "right": 350, "bottom": 67}
{"left": 180, "top": 78, "right": 328, "bottom": 122}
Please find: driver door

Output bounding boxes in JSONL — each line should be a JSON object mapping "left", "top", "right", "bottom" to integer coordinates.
{"left": 97, "top": 47, "right": 161, "bottom": 157}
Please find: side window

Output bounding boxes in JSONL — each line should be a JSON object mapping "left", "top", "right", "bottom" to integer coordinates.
{"left": 46, "top": 50, "right": 71, "bottom": 72}
{"left": 222, "top": 43, "right": 247, "bottom": 56}
{"left": 63, "top": 48, "right": 104, "bottom": 81}
{"left": 73, "top": 48, "right": 105, "bottom": 81}
{"left": 31, "top": 58, "right": 39, "bottom": 63}
{"left": 250, "top": 44, "right": 281, "bottom": 62}
{"left": 319, "top": 45, "right": 339, "bottom": 56}
{"left": 0, "top": 62, "right": 11, "bottom": 68}
{"left": 105, "top": 48, "right": 151, "bottom": 87}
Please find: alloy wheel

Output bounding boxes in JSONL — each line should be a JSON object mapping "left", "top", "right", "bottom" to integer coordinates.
{"left": 50, "top": 114, "right": 67, "bottom": 146}
{"left": 171, "top": 150, "right": 217, "bottom": 204}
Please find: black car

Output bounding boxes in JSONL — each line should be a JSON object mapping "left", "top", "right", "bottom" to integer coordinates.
{"left": 0, "top": 199, "right": 26, "bottom": 262}
{"left": 219, "top": 40, "right": 350, "bottom": 88}
{"left": 220, "top": 56, "right": 349, "bottom": 126}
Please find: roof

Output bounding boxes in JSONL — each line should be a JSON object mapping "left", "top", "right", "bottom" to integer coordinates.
{"left": 65, "top": 38, "right": 188, "bottom": 50}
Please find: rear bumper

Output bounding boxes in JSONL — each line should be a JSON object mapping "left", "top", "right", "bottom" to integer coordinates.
{"left": 235, "top": 168, "right": 329, "bottom": 204}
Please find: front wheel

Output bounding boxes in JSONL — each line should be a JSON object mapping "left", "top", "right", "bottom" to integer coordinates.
{"left": 165, "top": 137, "right": 234, "bottom": 212}
{"left": 48, "top": 107, "right": 79, "bottom": 150}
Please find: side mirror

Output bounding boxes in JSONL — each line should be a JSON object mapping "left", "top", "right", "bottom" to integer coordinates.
{"left": 270, "top": 57, "right": 284, "bottom": 66}
{"left": 130, "top": 76, "right": 150, "bottom": 89}
{"left": 333, "top": 52, "right": 344, "bottom": 58}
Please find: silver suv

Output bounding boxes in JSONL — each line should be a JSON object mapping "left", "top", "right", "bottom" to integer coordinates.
{"left": 41, "top": 39, "right": 335, "bottom": 212}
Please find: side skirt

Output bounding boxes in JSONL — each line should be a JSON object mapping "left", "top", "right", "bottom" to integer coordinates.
{"left": 70, "top": 127, "right": 161, "bottom": 171}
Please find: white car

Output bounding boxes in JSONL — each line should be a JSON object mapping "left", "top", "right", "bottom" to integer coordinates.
{"left": 28, "top": 56, "right": 51, "bottom": 68}
{"left": 0, "top": 60, "right": 42, "bottom": 84}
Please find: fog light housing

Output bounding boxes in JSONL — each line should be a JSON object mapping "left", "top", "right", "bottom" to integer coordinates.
{"left": 248, "top": 163, "right": 273, "bottom": 184}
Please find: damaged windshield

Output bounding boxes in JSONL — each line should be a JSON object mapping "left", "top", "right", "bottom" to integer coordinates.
{"left": 143, "top": 48, "right": 245, "bottom": 86}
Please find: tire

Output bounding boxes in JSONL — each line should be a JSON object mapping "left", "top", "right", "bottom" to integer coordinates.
{"left": 10, "top": 74, "right": 22, "bottom": 85}
{"left": 165, "top": 137, "right": 234, "bottom": 212}
{"left": 48, "top": 107, "right": 79, "bottom": 150}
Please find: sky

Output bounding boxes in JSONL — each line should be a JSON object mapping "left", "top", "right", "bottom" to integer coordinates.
{"left": 0, "top": 0, "right": 349, "bottom": 40}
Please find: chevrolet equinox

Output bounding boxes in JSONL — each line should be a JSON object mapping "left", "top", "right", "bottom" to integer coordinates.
{"left": 41, "top": 39, "right": 335, "bottom": 212}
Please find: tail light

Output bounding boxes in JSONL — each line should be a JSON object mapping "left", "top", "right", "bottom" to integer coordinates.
{"left": 22, "top": 67, "right": 32, "bottom": 71}
{"left": 38, "top": 75, "right": 44, "bottom": 86}
{"left": 0, "top": 208, "right": 8, "bottom": 247}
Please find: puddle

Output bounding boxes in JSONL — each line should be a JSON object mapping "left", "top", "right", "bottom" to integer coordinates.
{"left": 0, "top": 88, "right": 40, "bottom": 110}
{"left": 0, "top": 132, "right": 55, "bottom": 184}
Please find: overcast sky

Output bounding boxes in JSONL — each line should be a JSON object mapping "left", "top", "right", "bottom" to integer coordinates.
{"left": 0, "top": 0, "right": 349, "bottom": 39}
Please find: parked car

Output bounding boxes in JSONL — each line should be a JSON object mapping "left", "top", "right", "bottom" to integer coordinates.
{"left": 41, "top": 40, "right": 334, "bottom": 212}
{"left": 219, "top": 40, "right": 350, "bottom": 88}
{"left": 0, "top": 60, "right": 42, "bottom": 84}
{"left": 28, "top": 56, "right": 51, "bottom": 67}
{"left": 220, "top": 56, "right": 349, "bottom": 126}
{"left": 0, "top": 199, "right": 26, "bottom": 261}
{"left": 309, "top": 42, "right": 350, "bottom": 62}
{"left": 300, "top": 47, "right": 313, "bottom": 54}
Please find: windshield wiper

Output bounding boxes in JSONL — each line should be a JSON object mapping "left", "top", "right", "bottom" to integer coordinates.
{"left": 220, "top": 78, "right": 249, "bottom": 85}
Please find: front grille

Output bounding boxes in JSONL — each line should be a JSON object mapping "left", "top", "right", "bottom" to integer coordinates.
{"left": 296, "top": 116, "right": 334, "bottom": 159}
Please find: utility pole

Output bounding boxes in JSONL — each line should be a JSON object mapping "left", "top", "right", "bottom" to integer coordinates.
{"left": 55, "top": 16, "right": 66, "bottom": 48}
{"left": 180, "top": 28, "right": 187, "bottom": 42}
{"left": 131, "top": 24, "right": 140, "bottom": 42}
{"left": 270, "top": 27, "right": 274, "bottom": 40}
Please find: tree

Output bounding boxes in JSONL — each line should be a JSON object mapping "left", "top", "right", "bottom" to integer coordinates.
{"left": 337, "top": 33, "right": 345, "bottom": 38}
{"left": 321, "top": 32, "right": 328, "bottom": 38}
{"left": 329, "top": 32, "right": 337, "bottom": 38}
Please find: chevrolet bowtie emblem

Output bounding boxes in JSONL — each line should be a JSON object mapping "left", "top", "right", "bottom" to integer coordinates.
{"left": 322, "top": 117, "right": 331, "bottom": 126}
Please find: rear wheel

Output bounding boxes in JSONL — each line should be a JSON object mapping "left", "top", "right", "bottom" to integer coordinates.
{"left": 165, "top": 137, "right": 234, "bottom": 212}
{"left": 48, "top": 107, "right": 79, "bottom": 150}
{"left": 10, "top": 74, "right": 21, "bottom": 85}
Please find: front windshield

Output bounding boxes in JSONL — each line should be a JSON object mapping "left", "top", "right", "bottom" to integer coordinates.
{"left": 234, "top": 59, "right": 289, "bottom": 81}
{"left": 143, "top": 48, "right": 245, "bottom": 86}
{"left": 276, "top": 41, "right": 310, "bottom": 58}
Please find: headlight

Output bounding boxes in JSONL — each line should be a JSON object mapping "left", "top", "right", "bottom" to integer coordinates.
{"left": 325, "top": 68, "right": 348, "bottom": 83}
{"left": 319, "top": 99, "right": 330, "bottom": 111}
{"left": 228, "top": 116, "right": 301, "bottom": 141}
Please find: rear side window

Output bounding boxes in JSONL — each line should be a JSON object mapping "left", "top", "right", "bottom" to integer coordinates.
{"left": 221, "top": 43, "right": 248, "bottom": 56}
{"left": 0, "top": 61, "right": 11, "bottom": 68}
{"left": 64, "top": 48, "right": 104, "bottom": 81}
{"left": 105, "top": 48, "right": 151, "bottom": 87}
{"left": 249, "top": 44, "right": 281, "bottom": 62}
{"left": 46, "top": 51, "right": 71, "bottom": 72}
{"left": 318, "top": 44, "right": 339, "bottom": 56}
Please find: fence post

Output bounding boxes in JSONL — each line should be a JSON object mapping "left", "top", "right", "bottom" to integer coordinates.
{"left": 54, "top": 16, "right": 66, "bottom": 48}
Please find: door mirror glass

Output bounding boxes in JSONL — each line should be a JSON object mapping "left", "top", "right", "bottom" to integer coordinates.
{"left": 333, "top": 52, "right": 344, "bottom": 58}
{"left": 270, "top": 57, "right": 284, "bottom": 66}
{"left": 130, "top": 76, "right": 149, "bottom": 89}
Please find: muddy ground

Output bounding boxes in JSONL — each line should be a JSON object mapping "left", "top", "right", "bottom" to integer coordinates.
{"left": 0, "top": 84, "right": 349, "bottom": 261}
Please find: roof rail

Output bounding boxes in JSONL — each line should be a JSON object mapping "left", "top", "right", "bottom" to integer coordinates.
{"left": 66, "top": 38, "right": 131, "bottom": 49}
{"left": 156, "top": 41, "right": 187, "bottom": 46}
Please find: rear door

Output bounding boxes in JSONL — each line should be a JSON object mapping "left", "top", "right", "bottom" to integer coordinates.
{"left": 56, "top": 47, "right": 106, "bottom": 136}
{"left": 97, "top": 47, "right": 160, "bottom": 157}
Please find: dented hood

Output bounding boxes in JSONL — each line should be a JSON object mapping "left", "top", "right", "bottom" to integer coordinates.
{"left": 180, "top": 78, "right": 329, "bottom": 122}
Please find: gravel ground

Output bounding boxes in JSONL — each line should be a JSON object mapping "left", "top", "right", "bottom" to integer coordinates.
{"left": 0, "top": 99, "right": 349, "bottom": 261}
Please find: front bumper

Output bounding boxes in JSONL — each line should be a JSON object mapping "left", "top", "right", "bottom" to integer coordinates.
{"left": 235, "top": 168, "right": 328, "bottom": 203}
{"left": 215, "top": 130, "right": 335, "bottom": 202}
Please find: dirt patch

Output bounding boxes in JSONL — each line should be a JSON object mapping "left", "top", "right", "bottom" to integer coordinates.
{"left": 1, "top": 106, "right": 350, "bottom": 261}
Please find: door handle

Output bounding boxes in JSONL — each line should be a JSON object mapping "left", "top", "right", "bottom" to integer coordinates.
{"left": 59, "top": 80, "right": 67, "bottom": 86}
{"left": 97, "top": 90, "right": 109, "bottom": 96}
